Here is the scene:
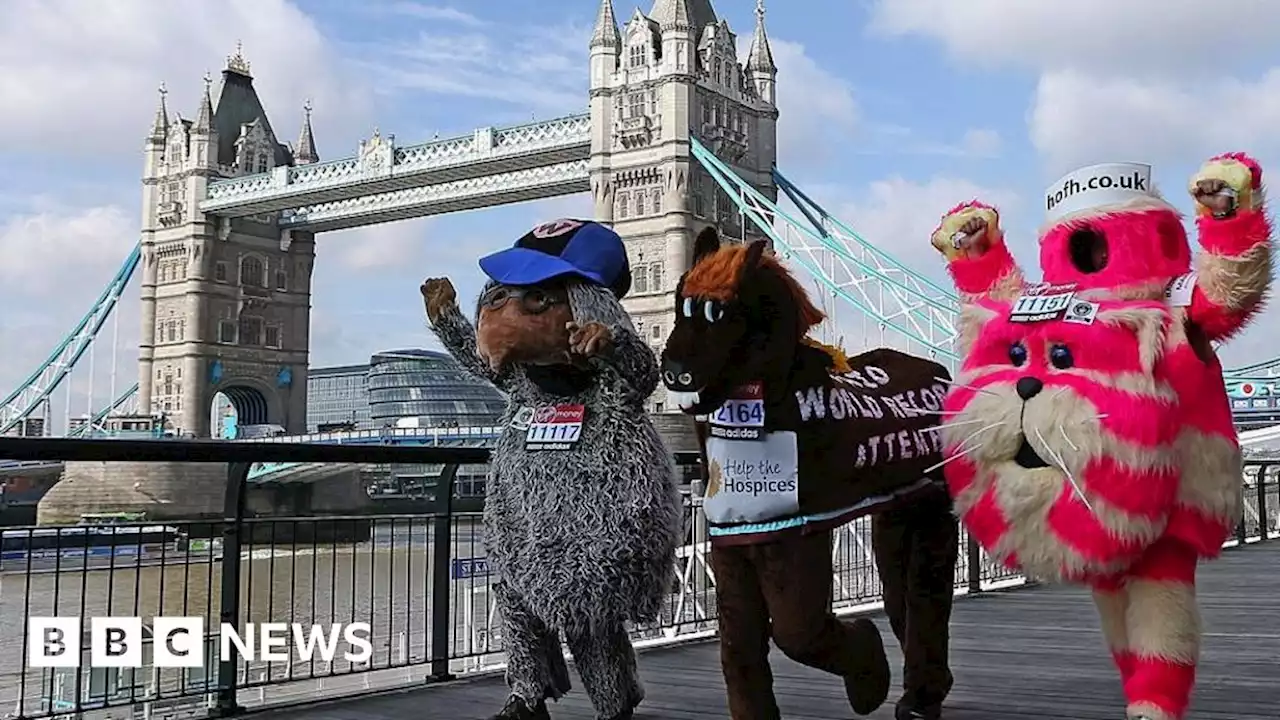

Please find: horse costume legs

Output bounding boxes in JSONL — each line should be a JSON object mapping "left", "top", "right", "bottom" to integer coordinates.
{"left": 494, "top": 582, "right": 572, "bottom": 707}
{"left": 872, "top": 493, "right": 959, "bottom": 717}
{"left": 565, "top": 619, "right": 644, "bottom": 720}
{"left": 711, "top": 531, "right": 892, "bottom": 719}
{"left": 1091, "top": 538, "right": 1201, "bottom": 720}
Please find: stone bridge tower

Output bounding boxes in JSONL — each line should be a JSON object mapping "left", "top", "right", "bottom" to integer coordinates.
{"left": 138, "top": 47, "right": 320, "bottom": 437}
{"left": 588, "top": 0, "right": 779, "bottom": 414}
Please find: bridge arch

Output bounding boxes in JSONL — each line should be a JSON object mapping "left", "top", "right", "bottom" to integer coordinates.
{"left": 212, "top": 377, "right": 280, "bottom": 433}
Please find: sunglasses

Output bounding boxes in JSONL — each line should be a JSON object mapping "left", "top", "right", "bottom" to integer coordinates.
{"left": 479, "top": 285, "right": 566, "bottom": 315}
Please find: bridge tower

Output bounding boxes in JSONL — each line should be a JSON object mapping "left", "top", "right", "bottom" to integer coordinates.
{"left": 589, "top": 0, "right": 778, "bottom": 412}
{"left": 138, "top": 47, "right": 319, "bottom": 437}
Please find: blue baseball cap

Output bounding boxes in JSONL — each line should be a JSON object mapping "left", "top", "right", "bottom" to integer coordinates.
{"left": 478, "top": 219, "right": 632, "bottom": 298}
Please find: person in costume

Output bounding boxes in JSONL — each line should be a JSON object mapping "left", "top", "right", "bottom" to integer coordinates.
{"left": 929, "top": 153, "right": 1272, "bottom": 720}
{"left": 662, "top": 226, "right": 960, "bottom": 720}
{"left": 420, "top": 219, "right": 683, "bottom": 720}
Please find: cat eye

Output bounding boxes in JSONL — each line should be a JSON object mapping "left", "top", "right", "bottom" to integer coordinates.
{"left": 1008, "top": 342, "right": 1028, "bottom": 367}
{"left": 1049, "top": 344, "right": 1074, "bottom": 369}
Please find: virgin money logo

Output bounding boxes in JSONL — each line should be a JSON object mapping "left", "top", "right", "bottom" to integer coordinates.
{"left": 531, "top": 219, "right": 583, "bottom": 238}
{"left": 534, "top": 406, "right": 557, "bottom": 423}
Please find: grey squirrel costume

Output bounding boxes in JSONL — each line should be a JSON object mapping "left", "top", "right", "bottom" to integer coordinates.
{"left": 420, "top": 219, "right": 683, "bottom": 720}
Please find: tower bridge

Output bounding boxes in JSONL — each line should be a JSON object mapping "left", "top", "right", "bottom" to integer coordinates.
{"left": 0, "top": 0, "right": 1277, "bottom": 522}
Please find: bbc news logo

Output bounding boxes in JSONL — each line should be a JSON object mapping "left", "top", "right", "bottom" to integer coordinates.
{"left": 27, "top": 617, "right": 373, "bottom": 668}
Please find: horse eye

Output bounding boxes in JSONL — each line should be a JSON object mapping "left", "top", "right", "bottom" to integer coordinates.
{"left": 1008, "top": 342, "right": 1028, "bottom": 367}
{"left": 1049, "top": 344, "right": 1074, "bottom": 369}
{"left": 681, "top": 297, "right": 694, "bottom": 318}
{"left": 704, "top": 300, "right": 724, "bottom": 323}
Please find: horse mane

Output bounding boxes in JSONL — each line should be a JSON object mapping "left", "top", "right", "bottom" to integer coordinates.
{"left": 683, "top": 243, "right": 848, "bottom": 373}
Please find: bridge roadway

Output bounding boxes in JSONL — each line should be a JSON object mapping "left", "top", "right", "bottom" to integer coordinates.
{"left": 254, "top": 542, "right": 1280, "bottom": 720}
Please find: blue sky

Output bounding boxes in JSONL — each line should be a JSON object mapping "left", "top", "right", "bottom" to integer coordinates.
{"left": 1, "top": 0, "right": 1278, "bottom": 417}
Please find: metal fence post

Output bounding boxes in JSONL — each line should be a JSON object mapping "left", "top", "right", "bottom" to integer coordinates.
{"left": 1259, "top": 464, "right": 1272, "bottom": 543}
{"left": 214, "top": 462, "right": 251, "bottom": 717}
{"left": 966, "top": 534, "right": 981, "bottom": 594}
{"left": 428, "top": 463, "right": 459, "bottom": 682}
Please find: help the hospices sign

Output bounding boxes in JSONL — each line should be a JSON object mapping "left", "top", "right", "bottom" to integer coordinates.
{"left": 27, "top": 616, "right": 373, "bottom": 668}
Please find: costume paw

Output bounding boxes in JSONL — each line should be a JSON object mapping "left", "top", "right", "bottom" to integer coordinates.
{"left": 1190, "top": 153, "right": 1264, "bottom": 217}
{"left": 931, "top": 201, "right": 1001, "bottom": 261}
{"left": 420, "top": 277, "right": 457, "bottom": 322}
{"left": 567, "top": 321, "right": 613, "bottom": 357}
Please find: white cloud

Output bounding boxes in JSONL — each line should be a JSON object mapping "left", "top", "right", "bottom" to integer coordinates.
{"left": 0, "top": 202, "right": 142, "bottom": 416}
{"left": 867, "top": 0, "right": 1280, "bottom": 76}
{"left": 1030, "top": 69, "right": 1280, "bottom": 175}
{"left": 0, "top": 0, "right": 373, "bottom": 157}
{"left": 354, "top": 20, "right": 591, "bottom": 118}
{"left": 823, "top": 176, "right": 1025, "bottom": 283}
{"left": 769, "top": 39, "right": 859, "bottom": 170}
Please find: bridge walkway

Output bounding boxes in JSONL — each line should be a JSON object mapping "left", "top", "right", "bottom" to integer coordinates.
{"left": 258, "top": 543, "right": 1280, "bottom": 720}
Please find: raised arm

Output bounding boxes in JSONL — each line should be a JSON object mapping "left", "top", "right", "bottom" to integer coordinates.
{"left": 930, "top": 201, "right": 1025, "bottom": 301}
{"left": 420, "top": 277, "right": 513, "bottom": 391}
{"left": 568, "top": 321, "right": 659, "bottom": 406}
{"left": 1183, "top": 153, "right": 1274, "bottom": 341}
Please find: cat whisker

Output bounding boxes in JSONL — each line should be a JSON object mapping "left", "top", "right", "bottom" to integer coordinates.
{"left": 932, "top": 376, "right": 1000, "bottom": 398}
{"left": 957, "top": 421, "right": 1004, "bottom": 448}
{"left": 1033, "top": 427, "right": 1093, "bottom": 512}
{"left": 922, "top": 442, "right": 987, "bottom": 475}
{"left": 1058, "top": 424, "right": 1080, "bottom": 453}
{"left": 926, "top": 417, "right": 990, "bottom": 433}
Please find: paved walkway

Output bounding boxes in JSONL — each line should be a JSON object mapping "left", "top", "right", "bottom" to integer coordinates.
{"left": 257, "top": 543, "right": 1280, "bottom": 719}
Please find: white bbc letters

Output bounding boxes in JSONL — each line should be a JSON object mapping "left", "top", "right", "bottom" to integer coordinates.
{"left": 27, "top": 617, "right": 80, "bottom": 668}
{"left": 90, "top": 616, "right": 143, "bottom": 668}
{"left": 153, "top": 616, "right": 204, "bottom": 668}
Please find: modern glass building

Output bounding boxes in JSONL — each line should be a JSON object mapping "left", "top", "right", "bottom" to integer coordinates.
{"left": 307, "top": 364, "right": 372, "bottom": 431}
{"left": 367, "top": 349, "right": 505, "bottom": 428}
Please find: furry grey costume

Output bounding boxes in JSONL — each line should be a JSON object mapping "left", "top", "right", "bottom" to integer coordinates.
{"left": 427, "top": 278, "right": 683, "bottom": 720}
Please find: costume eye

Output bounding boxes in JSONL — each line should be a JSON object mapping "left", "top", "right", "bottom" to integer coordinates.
{"left": 1008, "top": 342, "right": 1028, "bottom": 367}
{"left": 1049, "top": 344, "right": 1074, "bottom": 369}
{"left": 704, "top": 300, "right": 724, "bottom": 323}
{"left": 681, "top": 297, "right": 694, "bottom": 318}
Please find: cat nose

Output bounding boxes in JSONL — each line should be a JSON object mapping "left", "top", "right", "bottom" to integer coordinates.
{"left": 1016, "top": 377, "right": 1044, "bottom": 400}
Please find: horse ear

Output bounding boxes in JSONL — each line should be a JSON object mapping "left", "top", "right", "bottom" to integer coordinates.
{"left": 742, "top": 239, "right": 767, "bottom": 270}
{"left": 693, "top": 227, "right": 720, "bottom": 263}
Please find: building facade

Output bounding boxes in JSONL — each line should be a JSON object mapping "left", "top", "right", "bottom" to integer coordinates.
{"left": 138, "top": 48, "right": 320, "bottom": 437}
{"left": 367, "top": 350, "right": 505, "bottom": 428}
{"left": 589, "top": 0, "right": 778, "bottom": 412}
{"left": 306, "top": 364, "right": 371, "bottom": 431}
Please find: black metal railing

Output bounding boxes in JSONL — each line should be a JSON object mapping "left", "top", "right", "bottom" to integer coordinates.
{"left": 0, "top": 436, "right": 1274, "bottom": 720}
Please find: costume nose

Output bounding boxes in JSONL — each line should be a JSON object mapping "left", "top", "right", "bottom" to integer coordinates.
{"left": 661, "top": 359, "right": 697, "bottom": 391}
{"left": 1016, "top": 377, "right": 1044, "bottom": 401}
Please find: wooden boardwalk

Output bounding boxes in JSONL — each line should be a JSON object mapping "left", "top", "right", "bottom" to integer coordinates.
{"left": 260, "top": 543, "right": 1280, "bottom": 719}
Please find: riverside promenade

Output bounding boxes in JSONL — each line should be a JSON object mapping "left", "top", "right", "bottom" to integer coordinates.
{"left": 257, "top": 543, "right": 1280, "bottom": 720}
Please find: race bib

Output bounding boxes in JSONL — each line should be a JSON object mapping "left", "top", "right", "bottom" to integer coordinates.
{"left": 1009, "top": 289, "right": 1075, "bottom": 323}
{"left": 1166, "top": 272, "right": 1197, "bottom": 307}
{"left": 703, "top": 431, "right": 800, "bottom": 524}
{"left": 709, "top": 383, "right": 765, "bottom": 440}
{"left": 524, "top": 404, "right": 585, "bottom": 451}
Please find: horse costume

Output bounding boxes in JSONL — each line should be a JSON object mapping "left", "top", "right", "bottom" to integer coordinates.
{"left": 930, "top": 154, "right": 1273, "bottom": 720}
{"left": 421, "top": 220, "right": 683, "bottom": 720}
{"left": 661, "top": 227, "right": 960, "bottom": 720}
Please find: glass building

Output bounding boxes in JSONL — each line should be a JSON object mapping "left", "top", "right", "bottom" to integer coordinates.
{"left": 367, "top": 349, "right": 505, "bottom": 427}
{"left": 307, "top": 364, "right": 372, "bottom": 431}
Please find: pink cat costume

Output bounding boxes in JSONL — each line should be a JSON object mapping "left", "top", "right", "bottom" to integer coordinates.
{"left": 930, "top": 153, "right": 1273, "bottom": 720}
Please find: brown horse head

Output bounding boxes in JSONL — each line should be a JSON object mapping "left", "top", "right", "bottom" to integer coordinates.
{"left": 661, "top": 226, "right": 825, "bottom": 415}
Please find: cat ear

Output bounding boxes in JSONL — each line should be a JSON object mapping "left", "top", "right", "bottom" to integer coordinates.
{"left": 1097, "top": 307, "right": 1167, "bottom": 373}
